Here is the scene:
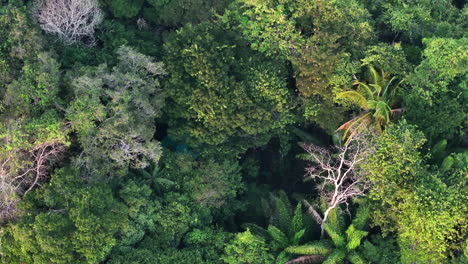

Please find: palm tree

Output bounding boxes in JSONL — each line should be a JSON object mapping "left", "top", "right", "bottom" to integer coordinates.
{"left": 285, "top": 204, "right": 370, "bottom": 264}
{"left": 128, "top": 162, "right": 175, "bottom": 195}
{"left": 336, "top": 66, "right": 403, "bottom": 144}
{"left": 244, "top": 191, "right": 310, "bottom": 264}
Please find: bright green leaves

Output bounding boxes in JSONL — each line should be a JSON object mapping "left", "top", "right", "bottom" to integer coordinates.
{"left": 404, "top": 38, "right": 467, "bottom": 142}
{"left": 231, "top": 0, "right": 375, "bottom": 133}
{"left": 336, "top": 66, "right": 403, "bottom": 143}
{"left": 364, "top": 121, "right": 426, "bottom": 200}
{"left": 0, "top": 168, "right": 128, "bottom": 264}
{"left": 336, "top": 91, "right": 369, "bottom": 110}
{"left": 375, "top": 0, "right": 465, "bottom": 42}
{"left": 286, "top": 240, "right": 334, "bottom": 255}
{"left": 163, "top": 20, "right": 294, "bottom": 156}
{"left": 235, "top": 0, "right": 374, "bottom": 59}
{"left": 345, "top": 225, "right": 368, "bottom": 251}
{"left": 268, "top": 225, "right": 289, "bottom": 250}
{"left": 286, "top": 205, "right": 370, "bottom": 264}
{"left": 2, "top": 52, "right": 61, "bottom": 116}
{"left": 233, "top": 0, "right": 304, "bottom": 58}
{"left": 241, "top": 191, "right": 310, "bottom": 263}
{"left": 222, "top": 229, "right": 275, "bottom": 264}
{"left": 364, "top": 121, "right": 468, "bottom": 263}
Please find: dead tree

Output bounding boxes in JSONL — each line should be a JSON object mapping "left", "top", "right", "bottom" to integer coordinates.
{"left": 31, "top": 0, "right": 103, "bottom": 45}
{"left": 0, "top": 141, "right": 65, "bottom": 221}
{"left": 301, "top": 137, "right": 371, "bottom": 238}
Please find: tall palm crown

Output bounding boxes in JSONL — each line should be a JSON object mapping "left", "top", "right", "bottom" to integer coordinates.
{"left": 285, "top": 204, "right": 370, "bottom": 264}
{"left": 336, "top": 66, "right": 403, "bottom": 144}
{"left": 243, "top": 191, "right": 309, "bottom": 264}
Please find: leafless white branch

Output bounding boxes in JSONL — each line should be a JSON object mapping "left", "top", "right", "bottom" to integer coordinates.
{"left": 31, "top": 0, "right": 103, "bottom": 45}
{"left": 301, "top": 136, "right": 372, "bottom": 238}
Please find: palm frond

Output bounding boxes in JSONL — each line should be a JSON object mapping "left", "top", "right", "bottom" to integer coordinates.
{"left": 368, "top": 65, "right": 380, "bottom": 87}
{"left": 286, "top": 255, "right": 326, "bottom": 264}
{"left": 276, "top": 251, "right": 291, "bottom": 264}
{"left": 241, "top": 223, "right": 270, "bottom": 240}
{"left": 324, "top": 222, "right": 345, "bottom": 248}
{"left": 391, "top": 79, "right": 404, "bottom": 100}
{"left": 275, "top": 191, "right": 293, "bottom": 236}
{"left": 268, "top": 225, "right": 289, "bottom": 249}
{"left": 373, "top": 101, "right": 391, "bottom": 125}
{"left": 345, "top": 224, "right": 368, "bottom": 250}
{"left": 352, "top": 204, "right": 370, "bottom": 230}
{"left": 369, "top": 84, "right": 382, "bottom": 97}
{"left": 381, "top": 76, "right": 396, "bottom": 98}
{"left": 292, "top": 203, "right": 304, "bottom": 234}
{"left": 336, "top": 91, "right": 369, "bottom": 110}
{"left": 285, "top": 240, "right": 334, "bottom": 255}
{"left": 322, "top": 248, "right": 346, "bottom": 264}
{"left": 293, "top": 228, "right": 306, "bottom": 245}
{"left": 347, "top": 251, "right": 367, "bottom": 264}
{"left": 336, "top": 120, "right": 354, "bottom": 132}
{"left": 353, "top": 80, "right": 374, "bottom": 98}
{"left": 343, "top": 112, "right": 373, "bottom": 144}
{"left": 154, "top": 178, "right": 176, "bottom": 188}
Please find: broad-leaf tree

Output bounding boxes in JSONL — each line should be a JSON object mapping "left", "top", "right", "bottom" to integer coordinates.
{"left": 0, "top": 4, "right": 68, "bottom": 221}
{"left": 0, "top": 167, "right": 128, "bottom": 264}
{"left": 163, "top": 20, "right": 295, "bottom": 156}
{"left": 364, "top": 121, "right": 468, "bottom": 263}
{"left": 66, "top": 46, "right": 165, "bottom": 176}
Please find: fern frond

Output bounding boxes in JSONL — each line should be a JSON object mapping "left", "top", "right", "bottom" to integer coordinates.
{"left": 278, "top": 190, "right": 292, "bottom": 211}
{"left": 285, "top": 240, "right": 334, "bottom": 255}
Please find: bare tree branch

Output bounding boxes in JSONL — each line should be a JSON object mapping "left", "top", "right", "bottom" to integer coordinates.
{"left": 301, "top": 136, "right": 372, "bottom": 238}
{"left": 31, "top": 0, "right": 103, "bottom": 45}
{"left": 0, "top": 141, "right": 66, "bottom": 221}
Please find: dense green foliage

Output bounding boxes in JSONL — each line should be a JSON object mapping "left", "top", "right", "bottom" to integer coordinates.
{"left": 163, "top": 19, "right": 295, "bottom": 156}
{"left": 0, "top": 0, "right": 466, "bottom": 263}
